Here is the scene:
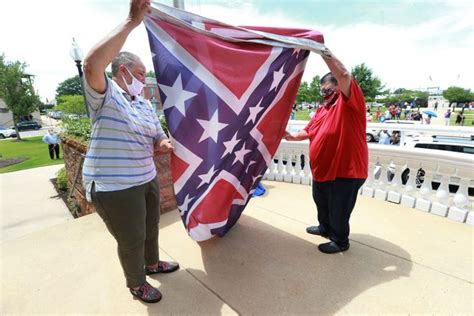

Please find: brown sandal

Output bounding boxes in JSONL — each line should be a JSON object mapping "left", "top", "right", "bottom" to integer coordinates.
{"left": 145, "top": 261, "right": 180, "bottom": 275}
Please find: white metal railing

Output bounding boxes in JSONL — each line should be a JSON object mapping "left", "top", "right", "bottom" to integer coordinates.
{"left": 264, "top": 140, "right": 474, "bottom": 226}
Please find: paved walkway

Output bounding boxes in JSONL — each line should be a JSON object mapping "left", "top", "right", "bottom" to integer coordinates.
{"left": 0, "top": 165, "right": 72, "bottom": 242}
{"left": 1, "top": 169, "right": 473, "bottom": 314}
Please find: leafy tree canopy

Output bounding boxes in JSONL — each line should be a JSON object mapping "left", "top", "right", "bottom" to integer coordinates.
{"left": 55, "top": 95, "right": 87, "bottom": 115}
{"left": 350, "top": 63, "right": 384, "bottom": 101}
{"left": 296, "top": 75, "right": 321, "bottom": 105}
{"left": 442, "top": 86, "right": 473, "bottom": 105}
{"left": 55, "top": 75, "right": 82, "bottom": 98}
{"left": 0, "top": 54, "right": 41, "bottom": 139}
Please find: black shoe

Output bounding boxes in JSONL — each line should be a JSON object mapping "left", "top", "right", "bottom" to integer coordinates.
{"left": 318, "top": 241, "right": 350, "bottom": 254}
{"left": 306, "top": 226, "right": 330, "bottom": 238}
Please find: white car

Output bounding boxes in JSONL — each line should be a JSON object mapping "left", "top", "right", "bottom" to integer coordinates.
{"left": 366, "top": 120, "right": 422, "bottom": 143}
{"left": 0, "top": 125, "right": 17, "bottom": 139}
{"left": 406, "top": 135, "right": 474, "bottom": 154}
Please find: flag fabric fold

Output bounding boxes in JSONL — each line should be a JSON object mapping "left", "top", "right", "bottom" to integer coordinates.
{"left": 144, "top": 3, "right": 325, "bottom": 241}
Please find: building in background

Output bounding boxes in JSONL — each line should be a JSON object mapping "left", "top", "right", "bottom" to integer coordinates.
{"left": 0, "top": 98, "right": 41, "bottom": 127}
{"left": 426, "top": 86, "right": 449, "bottom": 108}
{"left": 143, "top": 77, "right": 163, "bottom": 114}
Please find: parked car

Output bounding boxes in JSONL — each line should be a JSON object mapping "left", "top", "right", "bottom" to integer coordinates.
{"left": 0, "top": 125, "right": 17, "bottom": 138}
{"left": 14, "top": 121, "right": 42, "bottom": 131}
{"left": 366, "top": 120, "right": 421, "bottom": 143}
{"left": 405, "top": 135, "right": 474, "bottom": 154}
{"left": 399, "top": 136, "right": 474, "bottom": 193}
{"left": 47, "top": 111, "right": 64, "bottom": 119}
{"left": 366, "top": 128, "right": 380, "bottom": 142}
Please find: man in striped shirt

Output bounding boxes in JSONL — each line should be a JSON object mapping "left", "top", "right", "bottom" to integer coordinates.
{"left": 82, "top": 0, "right": 179, "bottom": 304}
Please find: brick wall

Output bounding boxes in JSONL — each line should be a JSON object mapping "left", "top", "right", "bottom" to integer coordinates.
{"left": 61, "top": 137, "right": 177, "bottom": 216}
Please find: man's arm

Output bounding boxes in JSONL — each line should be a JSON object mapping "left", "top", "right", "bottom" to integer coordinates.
{"left": 321, "top": 49, "right": 352, "bottom": 99}
{"left": 154, "top": 139, "right": 175, "bottom": 153}
{"left": 284, "top": 130, "right": 309, "bottom": 141}
{"left": 83, "top": 0, "right": 151, "bottom": 94}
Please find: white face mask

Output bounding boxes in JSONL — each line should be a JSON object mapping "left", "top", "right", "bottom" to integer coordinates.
{"left": 122, "top": 67, "right": 144, "bottom": 97}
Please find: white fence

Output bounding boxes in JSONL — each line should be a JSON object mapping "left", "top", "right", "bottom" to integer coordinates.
{"left": 264, "top": 139, "right": 474, "bottom": 226}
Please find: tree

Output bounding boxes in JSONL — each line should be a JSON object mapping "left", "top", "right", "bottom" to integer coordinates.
{"left": 55, "top": 95, "right": 87, "bottom": 115}
{"left": 351, "top": 63, "right": 383, "bottom": 101}
{"left": 55, "top": 75, "right": 82, "bottom": 98}
{"left": 0, "top": 54, "right": 41, "bottom": 140}
{"left": 380, "top": 88, "right": 429, "bottom": 107}
{"left": 146, "top": 70, "right": 156, "bottom": 78}
{"left": 296, "top": 75, "right": 321, "bottom": 105}
{"left": 308, "top": 75, "right": 321, "bottom": 102}
{"left": 296, "top": 81, "right": 311, "bottom": 105}
{"left": 442, "top": 86, "right": 472, "bottom": 107}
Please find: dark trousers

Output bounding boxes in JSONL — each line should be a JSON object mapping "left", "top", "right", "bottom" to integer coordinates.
{"left": 48, "top": 144, "right": 60, "bottom": 159}
{"left": 91, "top": 178, "right": 160, "bottom": 288}
{"left": 312, "top": 178, "right": 365, "bottom": 247}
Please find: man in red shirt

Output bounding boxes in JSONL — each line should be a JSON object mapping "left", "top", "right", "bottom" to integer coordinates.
{"left": 284, "top": 48, "right": 368, "bottom": 254}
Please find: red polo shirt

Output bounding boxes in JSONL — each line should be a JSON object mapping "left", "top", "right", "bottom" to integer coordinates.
{"left": 304, "top": 79, "right": 368, "bottom": 182}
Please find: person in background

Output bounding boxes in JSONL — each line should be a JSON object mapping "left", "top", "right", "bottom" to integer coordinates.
{"left": 424, "top": 114, "right": 432, "bottom": 125}
{"left": 375, "top": 106, "right": 381, "bottom": 121}
{"left": 378, "top": 129, "right": 391, "bottom": 145}
{"left": 42, "top": 129, "right": 60, "bottom": 159}
{"left": 81, "top": 0, "right": 179, "bottom": 304}
{"left": 455, "top": 112, "right": 464, "bottom": 126}
{"left": 366, "top": 106, "right": 373, "bottom": 122}
{"left": 389, "top": 104, "right": 397, "bottom": 119}
{"left": 391, "top": 131, "right": 400, "bottom": 145}
{"left": 444, "top": 109, "right": 451, "bottom": 126}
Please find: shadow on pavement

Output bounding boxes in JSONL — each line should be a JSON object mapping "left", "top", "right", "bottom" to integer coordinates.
{"left": 186, "top": 215, "right": 412, "bottom": 315}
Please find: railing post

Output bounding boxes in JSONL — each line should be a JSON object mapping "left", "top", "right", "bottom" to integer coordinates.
{"left": 416, "top": 168, "right": 433, "bottom": 212}
{"left": 431, "top": 170, "right": 450, "bottom": 217}
{"left": 401, "top": 162, "right": 417, "bottom": 208}
{"left": 449, "top": 180, "right": 471, "bottom": 223}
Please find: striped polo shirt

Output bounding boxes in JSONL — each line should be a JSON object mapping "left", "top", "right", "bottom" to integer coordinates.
{"left": 82, "top": 76, "right": 167, "bottom": 201}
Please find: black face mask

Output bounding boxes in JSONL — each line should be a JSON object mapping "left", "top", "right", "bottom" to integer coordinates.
{"left": 320, "top": 87, "right": 336, "bottom": 99}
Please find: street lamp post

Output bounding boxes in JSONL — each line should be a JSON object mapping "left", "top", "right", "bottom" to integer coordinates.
{"left": 173, "top": 0, "right": 185, "bottom": 10}
{"left": 69, "top": 38, "right": 89, "bottom": 116}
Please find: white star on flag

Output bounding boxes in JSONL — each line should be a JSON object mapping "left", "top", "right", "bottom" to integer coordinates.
{"left": 269, "top": 65, "right": 285, "bottom": 91}
{"left": 221, "top": 132, "right": 240, "bottom": 158}
{"left": 252, "top": 174, "right": 262, "bottom": 184}
{"left": 178, "top": 194, "right": 194, "bottom": 215}
{"left": 159, "top": 74, "right": 197, "bottom": 116}
{"left": 197, "top": 109, "right": 228, "bottom": 143}
{"left": 197, "top": 165, "right": 218, "bottom": 188}
{"left": 245, "top": 99, "right": 264, "bottom": 124}
{"left": 233, "top": 143, "right": 251, "bottom": 165}
{"left": 246, "top": 160, "right": 256, "bottom": 173}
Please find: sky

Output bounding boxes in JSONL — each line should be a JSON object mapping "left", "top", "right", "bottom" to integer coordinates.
{"left": 0, "top": 0, "right": 472, "bottom": 102}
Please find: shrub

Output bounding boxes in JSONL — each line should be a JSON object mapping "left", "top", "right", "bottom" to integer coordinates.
{"left": 56, "top": 167, "right": 68, "bottom": 191}
{"left": 159, "top": 115, "right": 169, "bottom": 137}
{"left": 61, "top": 117, "right": 91, "bottom": 142}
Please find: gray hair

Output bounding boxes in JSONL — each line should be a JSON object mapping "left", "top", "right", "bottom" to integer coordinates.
{"left": 111, "top": 52, "right": 140, "bottom": 76}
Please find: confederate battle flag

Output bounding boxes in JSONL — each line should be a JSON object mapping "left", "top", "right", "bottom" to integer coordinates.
{"left": 144, "top": 3, "right": 326, "bottom": 241}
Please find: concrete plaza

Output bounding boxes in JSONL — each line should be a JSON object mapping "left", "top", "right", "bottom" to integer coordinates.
{"left": 1, "top": 165, "right": 473, "bottom": 314}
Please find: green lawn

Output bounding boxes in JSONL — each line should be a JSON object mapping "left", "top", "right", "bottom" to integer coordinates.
{"left": 294, "top": 109, "right": 311, "bottom": 121}
{"left": 0, "top": 136, "right": 64, "bottom": 174}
